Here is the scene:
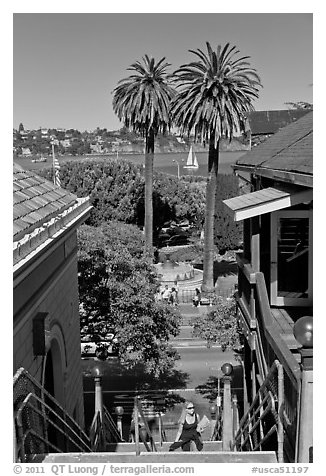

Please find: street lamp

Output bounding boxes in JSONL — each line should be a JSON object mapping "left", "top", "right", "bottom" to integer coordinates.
{"left": 172, "top": 159, "right": 183, "bottom": 179}
{"left": 91, "top": 363, "right": 104, "bottom": 421}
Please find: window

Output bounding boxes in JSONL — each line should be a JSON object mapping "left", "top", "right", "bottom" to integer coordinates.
{"left": 271, "top": 210, "right": 312, "bottom": 306}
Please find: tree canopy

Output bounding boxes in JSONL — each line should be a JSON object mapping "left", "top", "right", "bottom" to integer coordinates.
{"left": 38, "top": 157, "right": 242, "bottom": 250}
{"left": 192, "top": 296, "right": 241, "bottom": 351}
{"left": 78, "top": 221, "right": 181, "bottom": 376}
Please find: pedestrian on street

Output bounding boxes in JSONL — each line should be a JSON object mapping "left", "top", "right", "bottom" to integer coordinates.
{"left": 169, "top": 401, "right": 204, "bottom": 452}
{"left": 193, "top": 288, "right": 201, "bottom": 307}
{"left": 173, "top": 280, "right": 180, "bottom": 305}
{"left": 161, "top": 285, "right": 171, "bottom": 302}
{"left": 170, "top": 287, "right": 178, "bottom": 306}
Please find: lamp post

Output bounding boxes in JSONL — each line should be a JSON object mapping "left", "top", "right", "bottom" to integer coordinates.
{"left": 91, "top": 364, "right": 104, "bottom": 421}
{"left": 221, "top": 362, "right": 233, "bottom": 451}
{"left": 172, "top": 159, "right": 183, "bottom": 179}
{"left": 293, "top": 316, "right": 313, "bottom": 463}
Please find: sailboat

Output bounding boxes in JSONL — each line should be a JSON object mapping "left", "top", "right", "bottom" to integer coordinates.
{"left": 183, "top": 145, "right": 199, "bottom": 169}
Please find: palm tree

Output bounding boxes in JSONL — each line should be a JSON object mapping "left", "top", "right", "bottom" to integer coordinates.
{"left": 171, "top": 42, "right": 262, "bottom": 292}
{"left": 112, "top": 55, "right": 175, "bottom": 252}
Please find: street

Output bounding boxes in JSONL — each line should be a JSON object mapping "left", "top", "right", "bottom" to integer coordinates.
{"left": 81, "top": 302, "right": 244, "bottom": 441}
{"left": 82, "top": 344, "right": 243, "bottom": 439}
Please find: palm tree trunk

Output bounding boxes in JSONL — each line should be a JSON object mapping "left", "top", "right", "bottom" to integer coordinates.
{"left": 202, "top": 137, "right": 219, "bottom": 293}
{"left": 144, "top": 128, "right": 155, "bottom": 254}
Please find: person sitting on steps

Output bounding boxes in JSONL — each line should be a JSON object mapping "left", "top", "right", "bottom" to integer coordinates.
{"left": 169, "top": 401, "right": 204, "bottom": 452}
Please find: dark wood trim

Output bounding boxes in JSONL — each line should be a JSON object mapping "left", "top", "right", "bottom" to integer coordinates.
{"left": 232, "top": 165, "right": 313, "bottom": 188}
{"left": 236, "top": 253, "right": 256, "bottom": 284}
{"left": 251, "top": 216, "right": 260, "bottom": 271}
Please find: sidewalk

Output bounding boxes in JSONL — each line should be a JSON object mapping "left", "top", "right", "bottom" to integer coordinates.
{"left": 171, "top": 303, "right": 218, "bottom": 348}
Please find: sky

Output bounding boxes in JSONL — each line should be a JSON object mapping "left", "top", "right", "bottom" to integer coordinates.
{"left": 13, "top": 12, "right": 313, "bottom": 132}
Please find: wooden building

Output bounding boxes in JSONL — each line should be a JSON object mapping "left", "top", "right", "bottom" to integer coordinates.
{"left": 223, "top": 111, "right": 313, "bottom": 462}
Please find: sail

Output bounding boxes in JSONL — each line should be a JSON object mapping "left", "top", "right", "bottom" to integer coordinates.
{"left": 186, "top": 146, "right": 193, "bottom": 166}
{"left": 183, "top": 146, "right": 199, "bottom": 169}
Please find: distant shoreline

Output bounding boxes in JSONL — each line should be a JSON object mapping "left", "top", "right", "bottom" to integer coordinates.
{"left": 14, "top": 150, "right": 246, "bottom": 176}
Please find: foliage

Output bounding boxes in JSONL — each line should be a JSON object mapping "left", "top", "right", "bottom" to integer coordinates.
{"left": 171, "top": 42, "right": 262, "bottom": 145}
{"left": 39, "top": 159, "right": 145, "bottom": 226}
{"left": 153, "top": 172, "right": 206, "bottom": 228}
{"left": 214, "top": 174, "right": 243, "bottom": 252}
{"left": 38, "top": 158, "right": 242, "bottom": 251}
{"left": 112, "top": 55, "right": 175, "bottom": 138}
{"left": 192, "top": 297, "right": 241, "bottom": 351}
{"left": 162, "top": 244, "right": 204, "bottom": 264}
{"left": 77, "top": 221, "right": 181, "bottom": 376}
{"left": 37, "top": 158, "right": 207, "bottom": 229}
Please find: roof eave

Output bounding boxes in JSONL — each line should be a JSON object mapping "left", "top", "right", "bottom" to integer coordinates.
{"left": 232, "top": 164, "right": 313, "bottom": 188}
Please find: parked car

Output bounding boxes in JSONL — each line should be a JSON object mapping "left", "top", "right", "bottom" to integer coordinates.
{"left": 163, "top": 234, "right": 189, "bottom": 247}
{"left": 81, "top": 332, "right": 118, "bottom": 358}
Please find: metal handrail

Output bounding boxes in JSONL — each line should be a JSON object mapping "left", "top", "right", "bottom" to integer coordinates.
{"left": 134, "top": 396, "right": 157, "bottom": 455}
{"left": 231, "top": 360, "right": 284, "bottom": 462}
{"left": 16, "top": 392, "right": 92, "bottom": 462}
{"left": 103, "top": 406, "right": 124, "bottom": 443}
{"left": 89, "top": 405, "right": 123, "bottom": 452}
{"left": 89, "top": 411, "right": 105, "bottom": 452}
{"left": 158, "top": 413, "right": 167, "bottom": 446}
{"left": 14, "top": 368, "right": 91, "bottom": 462}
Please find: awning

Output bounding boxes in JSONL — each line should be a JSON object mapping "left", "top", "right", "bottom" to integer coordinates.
{"left": 223, "top": 187, "right": 313, "bottom": 221}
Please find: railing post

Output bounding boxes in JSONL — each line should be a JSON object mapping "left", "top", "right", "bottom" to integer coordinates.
{"left": 293, "top": 316, "right": 313, "bottom": 463}
{"left": 115, "top": 406, "right": 124, "bottom": 441}
{"left": 277, "top": 363, "right": 284, "bottom": 463}
{"left": 296, "top": 348, "right": 313, "bottom": 462}
{"left": 94, "top": 377, "right": 103, "bottom": 421}
{"left": 232, "top": 394, "right": 239, "bottom": 440}
{"left": 221, "top": 362, "right": 234, "bottom": 451}
{"left": 134, "top": 399, "right": 140, "bottom": 456}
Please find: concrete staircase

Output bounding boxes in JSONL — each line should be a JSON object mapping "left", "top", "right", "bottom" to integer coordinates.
{"left": 41, "top": 440, "right": 277, "bottom": 463}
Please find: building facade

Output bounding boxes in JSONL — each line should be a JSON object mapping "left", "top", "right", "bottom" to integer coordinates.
{"left": 13, "top": 164, "right": 92, "bottom": 429}
{"left": 223, "top": 112, "right": 313, "bottom": 462}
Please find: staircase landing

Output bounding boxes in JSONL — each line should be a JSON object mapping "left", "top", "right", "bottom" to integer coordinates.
{"left": 42, "top": 450, "right": 277, "bottom": 463}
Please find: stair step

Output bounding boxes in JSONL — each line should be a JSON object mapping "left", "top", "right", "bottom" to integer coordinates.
{"left": 105, "top": 441, "right": 223, "bottom": 453}
{"left": 42, "top": 450, "right": 277, "bottom": 463}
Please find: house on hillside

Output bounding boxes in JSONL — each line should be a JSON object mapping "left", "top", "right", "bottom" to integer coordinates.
{"left": 13, "top": 164, "right": 92, "bottom": 458}
{"left": 223, "top": 111, "right": 313, "bottom": 463}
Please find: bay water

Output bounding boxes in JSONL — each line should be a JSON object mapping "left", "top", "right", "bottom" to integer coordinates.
{"left": 15, "top": 150, "right": 246, "bottom": 177}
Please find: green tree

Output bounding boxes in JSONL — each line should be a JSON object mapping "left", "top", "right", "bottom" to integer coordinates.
{"left": 192, "top": 296, "right": 241, "bottom": 351}
{"left": 112, "top": 55, "right": 176, "bottom": 253}
{"left": 78, "top": 222, "right": 181, "bottom": 375}
{"left": 171, "top": 42, "right": 261, "bottom": 292}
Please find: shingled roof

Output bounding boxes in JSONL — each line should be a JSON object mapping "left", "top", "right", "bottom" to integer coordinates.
{"left": 13, "top": 163, "right": 78, "bottom": 242}
{"left": 235, "top": 111, "right": 313, "bottom": 176}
